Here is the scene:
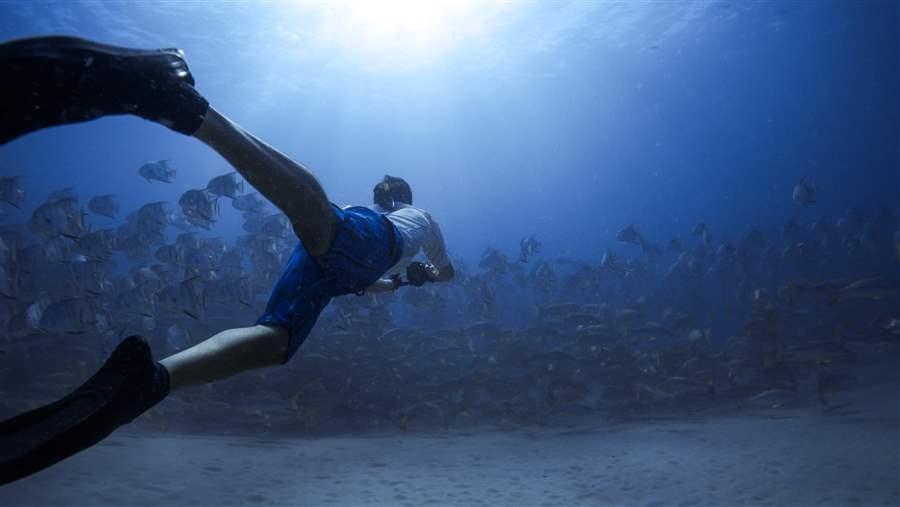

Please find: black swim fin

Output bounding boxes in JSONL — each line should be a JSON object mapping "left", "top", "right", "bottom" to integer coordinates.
{"left": 0, "top": 35, "right": 209, "bottom": 144}
{"left": 0, "top": 335, "right": 169, "bottom": 485}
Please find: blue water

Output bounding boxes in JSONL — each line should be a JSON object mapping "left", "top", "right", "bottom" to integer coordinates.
{"left": 2, "top": 3, "right": 900, "bottom": 504}
{"left": 2, "top": 1, "right": 896, "bottom": 263}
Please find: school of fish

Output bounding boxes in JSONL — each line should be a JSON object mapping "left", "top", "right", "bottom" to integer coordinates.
{"left": 0, "top": 166, "right": 897, "bottom": 435}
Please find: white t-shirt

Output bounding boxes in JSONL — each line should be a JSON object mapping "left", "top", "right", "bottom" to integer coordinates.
{"left": 374, "top": 203, "right": 450, "bottom": 275}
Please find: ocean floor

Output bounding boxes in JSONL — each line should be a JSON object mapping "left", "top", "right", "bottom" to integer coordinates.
{"left": 2, "top": 387, "right": 898, "bottom": 507}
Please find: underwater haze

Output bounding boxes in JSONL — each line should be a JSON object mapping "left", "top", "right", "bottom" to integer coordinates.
{"left": 1, "top": 1, "right": 899, "bottom": 506}
{"left": 0, "top": 0, "right": 895, "bottom": 259}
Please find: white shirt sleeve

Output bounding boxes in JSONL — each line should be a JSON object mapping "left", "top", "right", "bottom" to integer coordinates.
{"left": 423, "top": 214, "right": 451, "bottom": 268}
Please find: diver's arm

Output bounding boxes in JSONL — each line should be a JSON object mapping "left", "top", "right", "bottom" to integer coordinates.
{"left": 365, "top": 276, "right": 403, "bottom": 294}
{"left": 366, "top": 263, "right": 451, "bottom": 293}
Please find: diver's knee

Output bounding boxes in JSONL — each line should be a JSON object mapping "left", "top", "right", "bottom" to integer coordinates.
{"left": 250, "top": 325, "right": 291, "bottom": 367}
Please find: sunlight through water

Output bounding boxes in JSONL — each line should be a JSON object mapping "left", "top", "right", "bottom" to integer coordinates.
{"left": 286, "top": 0, "right": 505, "bottom": 68}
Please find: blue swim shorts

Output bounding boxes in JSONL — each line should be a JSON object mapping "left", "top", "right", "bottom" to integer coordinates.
{"left": 256, "top": 204, "right": 403, "bottom": 361}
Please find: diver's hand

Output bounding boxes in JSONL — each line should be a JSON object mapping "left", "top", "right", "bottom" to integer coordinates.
{"left": 406, "top": 262, "right": 438, "bottom": 286}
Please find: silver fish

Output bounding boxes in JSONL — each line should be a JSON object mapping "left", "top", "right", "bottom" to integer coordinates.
{"left": 78, "top": 229, "right": 117, "bottom": 260}
{"left": 28, "top": 198, "right": 87, "bottom": 239}
{"left": 8, "top": 303, "right": 43, "bottom": 337}
{"left": 600, "top": 249, "right": 619, "bottom": 272}
{"left": 176, "top": 232, "right": 201, "bottom": 250}
{"left": 167, "top": 211, "right": 199, "bottom": 232}
{"left": 155, "top": 244, "right": 184, "bottom": 266}
{"left": 207, "top": 172, "right": 245, "bottom": 199}
{"left": 138, "top": 160, "right": 176, "bottom": 183}
{"left": 260, "top": 213, "right": 291, "bottom": 238}
{"left": 232, "top": 193, "right": 268, "bottom": 213}
{"left": 136, "top": 202, "right": 170, "bottom": 228}
{"left": 693, "top": 223, "right": 711, "bottom": 245}
{"left": 0, "top": 236, "right": 13, "bottom": 266}
{"left": 792, "top": 175, "right": 816, "bottom": 204}
{"left": 42, "top": 236, "right": 78, "bottom": 262}
{"left": 48, "top": 187, "right": 78, "bottom": 203}
{"left": 0, "top": 264, "right": 17, "bottom": 299}
{"left": 68, "top": 258, "right": 114, "bottom": 296}
{"left": 8, "top": 292, "right": 52, "bottom": 337}
{"left": 0, "top": 176, "right": 25, "bottom": 208}
{"left": 220, "top": 250, "right": 244, "bottom": 277}
{"left": 87, "top": 194, "right": 119, "bottom": 219}
{"left": 40, "top": 298, "right": 97, "bottom": 334}
{"left": 179, "top": 189, "right": 219, "bottom": 228}
{"left": 519, "top": 236, "right": 541, "bottom": 263}
{"left": 616, "top": 224, "right": 643, "bottom": 246}
{"left": 157, "top": 277, "right": 207, "bottom": 320}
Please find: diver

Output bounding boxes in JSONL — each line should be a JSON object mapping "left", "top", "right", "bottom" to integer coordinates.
{"left": 0, "top": 36, "right": 454, "bottom": 484}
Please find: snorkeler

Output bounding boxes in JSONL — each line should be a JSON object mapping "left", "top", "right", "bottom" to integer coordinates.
{"left": 0, "top": 36, "right": 454, "bottom": 484}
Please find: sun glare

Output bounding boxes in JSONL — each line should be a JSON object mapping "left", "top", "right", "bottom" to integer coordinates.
{"left": 311, "top": 0, "right": 487, "bottom": 64}
{"left": 344, "top": 1, "right": 469, "bottom": 42}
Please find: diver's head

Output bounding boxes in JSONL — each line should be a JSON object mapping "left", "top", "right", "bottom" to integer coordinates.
{"left": 373, "top": 175, "right": 412, "bottom": 211}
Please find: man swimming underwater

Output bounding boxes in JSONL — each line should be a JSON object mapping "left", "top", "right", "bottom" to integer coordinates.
{"left": 0, "top": 36, "right": 454, "bottom": 484}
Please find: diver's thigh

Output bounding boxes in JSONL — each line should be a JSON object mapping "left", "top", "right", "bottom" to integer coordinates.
{"left": 194, "top": 107, "right": 337, "bottom": 251}
{"left": 292, "top": 209, "right": 341, "bottom": 257}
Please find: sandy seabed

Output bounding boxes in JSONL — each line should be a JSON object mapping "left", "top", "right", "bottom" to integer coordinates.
{"left": 2, "top": 395, "right": 898, "bottom": 507}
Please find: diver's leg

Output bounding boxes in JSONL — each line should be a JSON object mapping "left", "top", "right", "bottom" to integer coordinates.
{"left": 192, "top": 107, "right": 340, "bottom": 256}
{"left": 0, "top": 326, "right": 287, "bottom": 484}
{"left": 1, "top": 36, "right": 337, "bottom": 254}
{"left": 160, "top": 324, "right": 290, "bottom": 390}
